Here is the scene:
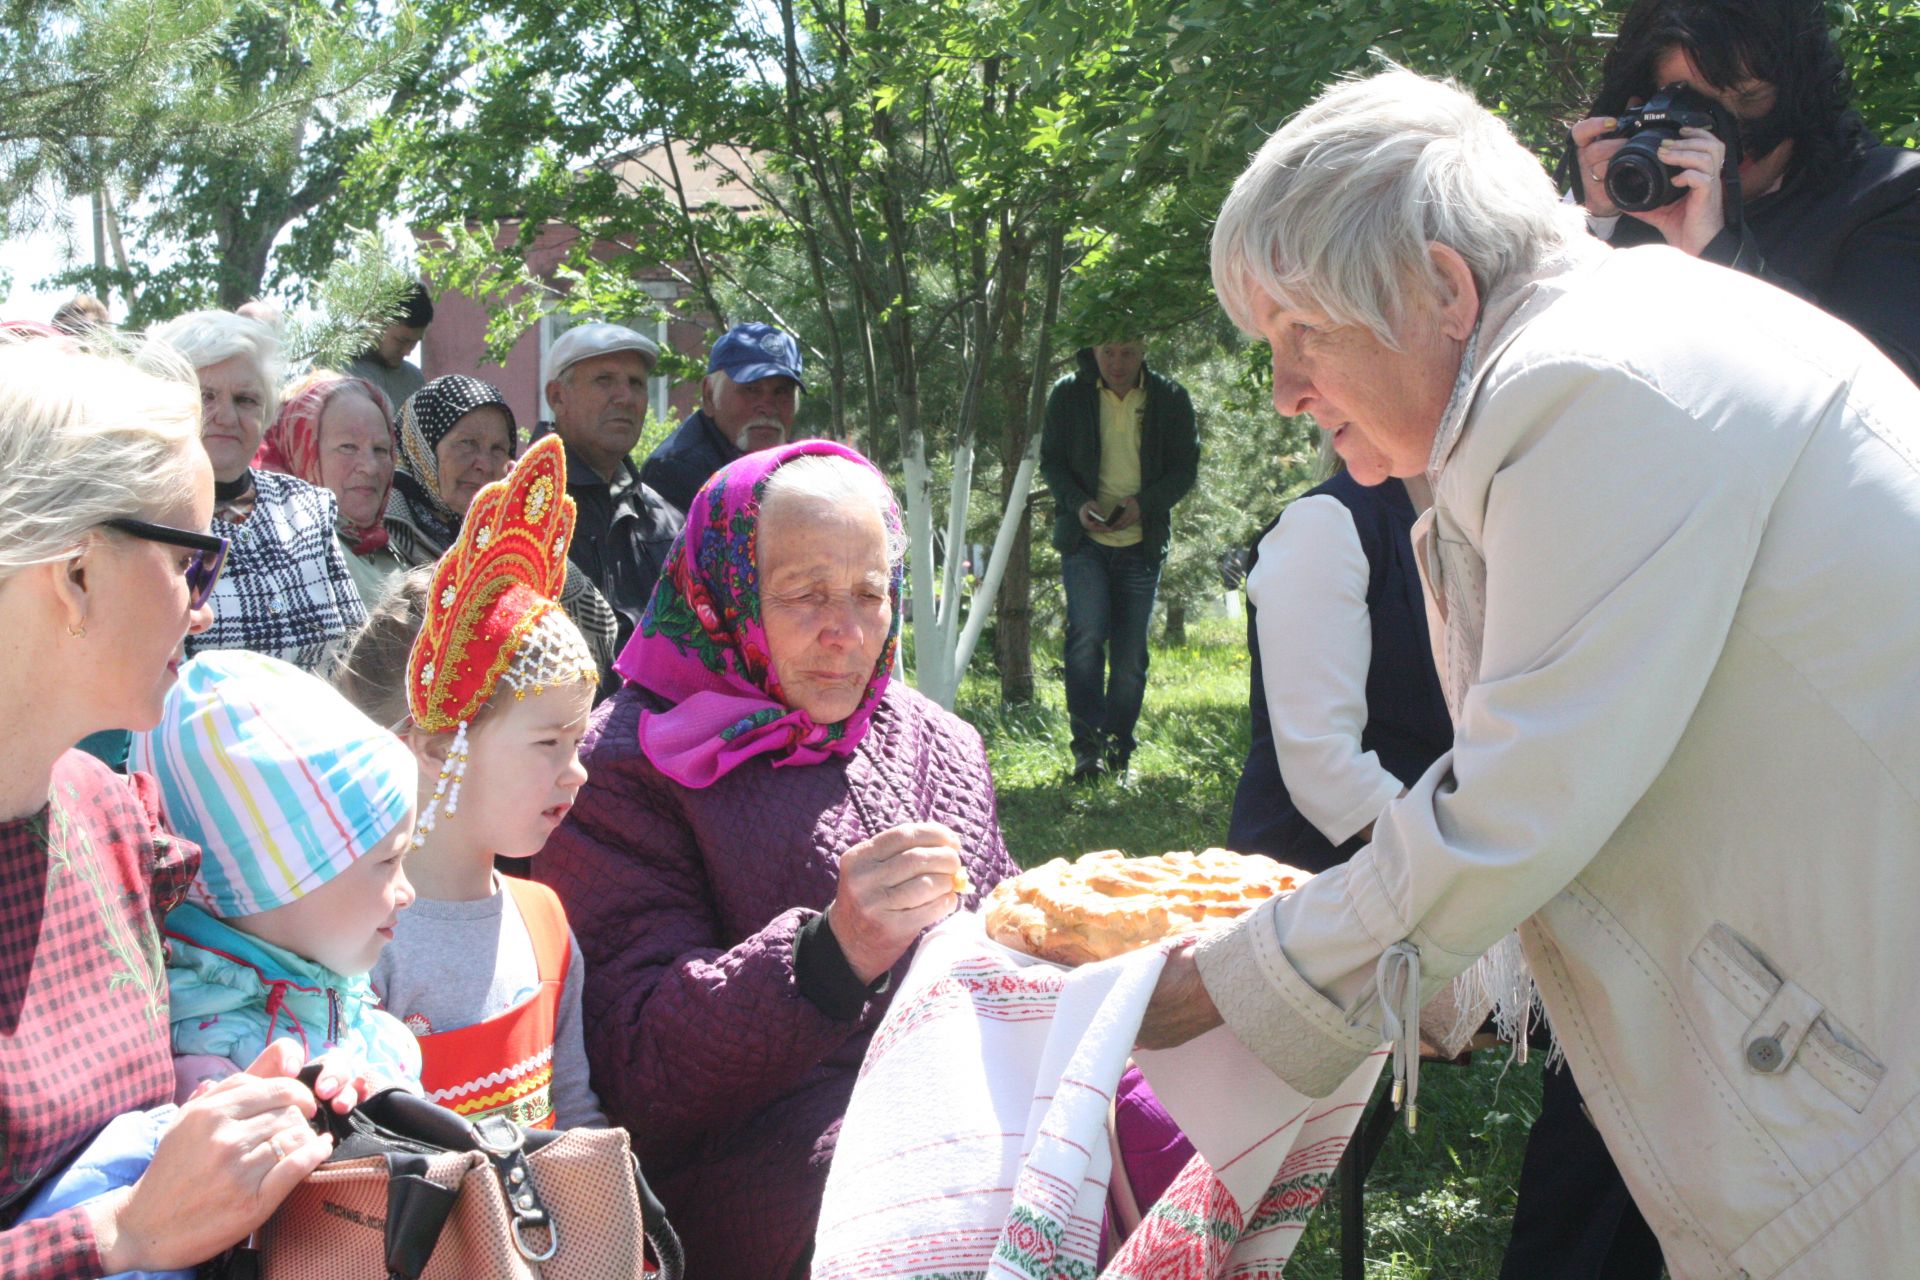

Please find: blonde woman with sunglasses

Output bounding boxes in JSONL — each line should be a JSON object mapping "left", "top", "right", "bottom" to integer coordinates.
{"left": 0, "top": 336, "right": 370, "bottom": 1279}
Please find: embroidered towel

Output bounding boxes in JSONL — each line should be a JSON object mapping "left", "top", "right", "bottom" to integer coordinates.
{"left": 813, "top": 911, "right": 1384, "bottom": 1280}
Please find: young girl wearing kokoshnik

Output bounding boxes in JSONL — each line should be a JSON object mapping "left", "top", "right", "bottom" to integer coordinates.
{"left": 343, "top": 434, "right": 607, "bottom": 1130}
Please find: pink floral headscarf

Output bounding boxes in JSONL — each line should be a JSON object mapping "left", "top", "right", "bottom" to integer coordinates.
{"left": 613, "top": 439, "right": 904, "bottom": 788}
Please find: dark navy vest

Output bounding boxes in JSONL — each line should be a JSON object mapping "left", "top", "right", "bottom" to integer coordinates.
{"left": 1226, "top": 472, "right": 1453, "bottom": 873}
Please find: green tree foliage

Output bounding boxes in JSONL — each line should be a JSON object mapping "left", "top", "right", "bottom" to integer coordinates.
{"left": 400, "top": 0, "right": 1916, "bottom": 698}
{"left": 1, "top": 0, "right": 226, "bottom": 234}
{"left": 26, "top": 0, "right": 453, "bottom": 322}
{"left": 1021, "top": 0, "right": 1609, "bottom": 340}
{"left": 1028, "top": 0, "right": 1918, "bottom": 335}
{"left": 1836, "top": 2, "right": 1920, "bottom": 146}
{"left": 410, "top": 0, "right": 1106, "bottom": 705}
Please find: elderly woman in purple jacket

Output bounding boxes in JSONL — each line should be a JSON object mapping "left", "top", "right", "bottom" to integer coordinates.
{"left": 536, "top": 440, "right": 1014, "bottom": 1279}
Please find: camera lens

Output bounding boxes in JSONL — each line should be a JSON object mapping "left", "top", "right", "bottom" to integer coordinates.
{"left": 1607, "top": 154, "right": 1663, "bottom": 211}
{"left": 1605, "top": 128, "right": 1683, "bottom": 212}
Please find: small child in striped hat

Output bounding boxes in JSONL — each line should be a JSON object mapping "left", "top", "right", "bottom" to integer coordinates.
{"left": 130, "top": 647, "right": 423, "bottom": 1096}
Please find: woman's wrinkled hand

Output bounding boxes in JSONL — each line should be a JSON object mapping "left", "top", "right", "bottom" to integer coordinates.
{"left": 90, "top": 1039, "right": 332, "bottom": 1273}
{"left": 827, "top": 821, "right": 965, "bottom": 984}
{"left": 1136, "top": 941, "right": 1225, "bottom": 1051}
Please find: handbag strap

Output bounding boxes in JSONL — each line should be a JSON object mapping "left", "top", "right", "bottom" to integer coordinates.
{"left": 473, "top": 1113, "right": 558, "bottom": 1263}
{"left": 384, "top": 1152, "right": 460, "bottom": 1280}
{"left": 632, "top": 1154, "right": 686, "bottom": 1280}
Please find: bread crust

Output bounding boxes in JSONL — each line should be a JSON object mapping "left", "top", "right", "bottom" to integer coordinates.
{"left": 982, "top": 848, "right": 1308, "bottom": 965}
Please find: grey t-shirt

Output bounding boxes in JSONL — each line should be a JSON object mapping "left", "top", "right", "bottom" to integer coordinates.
{"left": 369, "top": 877, "right": 606, "bottom": 1130}
{"left": 345, "top": 356, "right": 426, "bottom": 414}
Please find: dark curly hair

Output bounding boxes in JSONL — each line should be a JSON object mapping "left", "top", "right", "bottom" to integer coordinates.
{"left": 1592, "top": 0, "right": 1870, "bottom": 191}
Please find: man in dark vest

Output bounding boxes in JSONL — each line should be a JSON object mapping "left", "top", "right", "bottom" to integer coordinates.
{"left": 1226, "top": 469, "right": 1452, "bottom": 875}
{"left": 640, "top": 322, "right": 804, "bottom": 515}
{"left": 1039, "top": 339, "right": 1199, "bottom": 781}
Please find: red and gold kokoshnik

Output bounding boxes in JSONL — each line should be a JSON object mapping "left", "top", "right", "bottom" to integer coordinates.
{"left": 407, "top": 434, "right": 578, "bottom": 733}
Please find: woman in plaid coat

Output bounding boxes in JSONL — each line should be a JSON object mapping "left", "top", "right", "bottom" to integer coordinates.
{"left": 149, "top": 311, "right": 366, "bottom": 675}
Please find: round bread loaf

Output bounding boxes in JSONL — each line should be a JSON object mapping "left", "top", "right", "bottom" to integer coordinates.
{"left": 982, "top": 848, "right": 1308, "bottom": 965}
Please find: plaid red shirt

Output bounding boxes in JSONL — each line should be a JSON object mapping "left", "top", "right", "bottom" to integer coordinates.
{"left": 0, "top": 751, "right": 196, "bottom": 1279}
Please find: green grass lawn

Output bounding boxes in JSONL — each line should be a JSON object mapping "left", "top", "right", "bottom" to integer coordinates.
{"left": 954, "top": 615, "right": 1546, "bottom": 1280}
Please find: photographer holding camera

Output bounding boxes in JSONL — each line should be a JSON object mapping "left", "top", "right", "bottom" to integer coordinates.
{"left": 1568, "top": 0, "right": 1920, "bottom": 383}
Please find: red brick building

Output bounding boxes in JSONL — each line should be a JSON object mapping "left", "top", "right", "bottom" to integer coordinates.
{"left": 419, "top": 141, "right": 763, "bottom": 431}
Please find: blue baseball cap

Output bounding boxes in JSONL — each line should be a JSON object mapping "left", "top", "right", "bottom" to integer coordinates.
{"left": 707, "top": 322, "right": 804, "bottom": 389}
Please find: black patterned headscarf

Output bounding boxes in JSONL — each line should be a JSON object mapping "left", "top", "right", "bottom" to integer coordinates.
{"left": 386, "top": 375, "right": 518, "bottom": 562}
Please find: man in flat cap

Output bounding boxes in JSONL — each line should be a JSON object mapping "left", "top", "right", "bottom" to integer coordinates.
{"left": 534, "top": 322, "right": 684, "bottom": 655}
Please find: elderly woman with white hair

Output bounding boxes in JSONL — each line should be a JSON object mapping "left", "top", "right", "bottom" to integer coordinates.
{"left": 149, "top": 311, "right": 365, "bottom": 672}
{"left": 1139, "top": 68, "right": 1920, "bottom": 1278}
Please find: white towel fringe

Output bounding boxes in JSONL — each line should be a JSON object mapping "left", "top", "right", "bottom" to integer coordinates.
{"left": 1432, "top": 932, "right": 1562, "bottom": 1073}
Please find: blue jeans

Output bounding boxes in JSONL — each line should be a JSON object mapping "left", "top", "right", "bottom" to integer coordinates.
{"left": 1061, "top": 540, "right": 1161, "bottom": 761}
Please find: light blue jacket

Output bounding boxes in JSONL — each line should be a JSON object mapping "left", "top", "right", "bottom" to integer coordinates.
{"left": 164, "top": 903, "right": 421, "bottom": 1087}
{"left": 16, "top": 1107, "right": 190, "bottom": 1280}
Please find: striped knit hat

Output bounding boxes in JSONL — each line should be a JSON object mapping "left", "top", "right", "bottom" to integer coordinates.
{"left": 130, "top": 650, "right": 417, "bottom": 918}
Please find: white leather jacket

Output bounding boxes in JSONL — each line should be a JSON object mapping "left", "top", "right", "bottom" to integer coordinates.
{"left": 1198, "top": 240, "right": 1920, "bottom": 1279}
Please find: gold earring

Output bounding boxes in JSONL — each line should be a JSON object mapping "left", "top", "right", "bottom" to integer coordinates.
{"left": 67, "top": 622, "right": 86, "bottom": 639}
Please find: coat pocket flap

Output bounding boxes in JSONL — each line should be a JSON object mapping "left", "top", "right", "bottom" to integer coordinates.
{"left": 1743, "top": 979, "right": 1825, "bottom": 1075}
{"left": 1690, "top": 923, "right": 1884, "bottom": 1114}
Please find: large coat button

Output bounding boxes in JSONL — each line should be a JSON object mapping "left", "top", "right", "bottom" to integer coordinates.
{"left": 1746, "top": 1036, "right": 1785, "bottom": 1072}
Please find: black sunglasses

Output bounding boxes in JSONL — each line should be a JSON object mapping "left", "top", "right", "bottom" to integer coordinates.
{"left": 101, "top": 517, "right": 229, "bottom": 610}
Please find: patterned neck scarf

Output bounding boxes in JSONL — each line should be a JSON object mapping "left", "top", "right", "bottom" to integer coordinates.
{"left": 614, "top": 439, "right": 904, "bottom": 788}
{"left": 389, "top": 375, "right": 519, "bottom": 556}
{"left": 259, "top": 374, "right": 396, "bottom": 555}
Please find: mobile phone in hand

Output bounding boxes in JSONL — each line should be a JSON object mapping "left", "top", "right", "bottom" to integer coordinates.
{"left": 1087, "top": 505, "right": 1110, "bottom": 526}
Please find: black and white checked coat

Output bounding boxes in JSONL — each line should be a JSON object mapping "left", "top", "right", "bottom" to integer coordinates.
{"left": 185, "top": 470, "right": 367, "bottom": 674}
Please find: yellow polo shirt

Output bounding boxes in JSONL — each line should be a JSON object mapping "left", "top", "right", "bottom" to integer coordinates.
{"left": 1090, "top": 381, "right": 1145, "bottom": 547}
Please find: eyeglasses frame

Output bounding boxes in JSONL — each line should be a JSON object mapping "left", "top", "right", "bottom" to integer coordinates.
{"left": 100, "top": 517, "right": 230, "bottom": 610}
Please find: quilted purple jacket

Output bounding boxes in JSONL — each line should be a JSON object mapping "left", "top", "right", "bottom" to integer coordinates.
{"left": 535, "top": 679, "right": 1014, "bottom": 1280}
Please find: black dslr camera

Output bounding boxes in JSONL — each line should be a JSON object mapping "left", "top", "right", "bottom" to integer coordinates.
{"left": 1602, "top": 83, "right": 1741, "bottom": 212}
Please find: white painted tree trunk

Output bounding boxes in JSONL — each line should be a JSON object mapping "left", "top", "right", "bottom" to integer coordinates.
{"left": 900, "top": 438, "right": 942, "bottom": 697}
{"left": 907, "top": 436, "right": 1042, "bottom": 710}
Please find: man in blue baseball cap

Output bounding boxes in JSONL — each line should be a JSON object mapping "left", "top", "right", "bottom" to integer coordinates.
{"left": 640, "top": 321, "right": 805, "bottom": 514}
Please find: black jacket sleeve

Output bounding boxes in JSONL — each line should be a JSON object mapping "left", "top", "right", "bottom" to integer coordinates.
{"left": 1701, "top": 149, "right": 1920, "bottom": 385}
{"left": 1038, "top": 379, "right": 1092, "bottom": 515}
{"left": 1137, "top": 382, "right": 1200, "bottom": 517}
